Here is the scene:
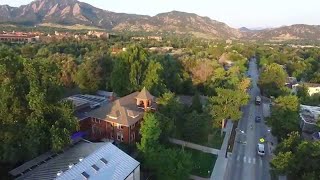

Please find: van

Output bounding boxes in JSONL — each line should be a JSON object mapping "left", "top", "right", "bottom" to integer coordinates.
{"left": 257, "top": 143, "right": 265, "bottom": 156}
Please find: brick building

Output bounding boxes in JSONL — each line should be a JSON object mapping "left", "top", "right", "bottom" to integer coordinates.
{"left": 81, "top": 88, "right": 156, "bottom": 144}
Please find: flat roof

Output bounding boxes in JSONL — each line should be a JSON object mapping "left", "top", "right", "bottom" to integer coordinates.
{"left": 11, "top": 140, "right": 139, "bottom": 180}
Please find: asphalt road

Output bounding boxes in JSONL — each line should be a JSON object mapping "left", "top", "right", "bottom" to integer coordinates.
{"left": 225, "top": 58, "right": 271, "bottom": 180}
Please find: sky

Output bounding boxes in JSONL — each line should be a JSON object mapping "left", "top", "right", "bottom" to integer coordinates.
{"left": 0, "top": 0, "right": 319, "bottom": 28}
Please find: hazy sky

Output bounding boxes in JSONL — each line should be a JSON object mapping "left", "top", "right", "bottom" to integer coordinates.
{"left": 0, "top": 0, "right": 319, "bottom": 28}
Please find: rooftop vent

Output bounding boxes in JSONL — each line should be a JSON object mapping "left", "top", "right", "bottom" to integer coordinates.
{"left": 79, "top": 157, "right": 84, "bottom": 162}
{"left": 68, "top": 163, "right": 74, "bottom": 169}
{"left": 57, "top": 170, "right": 63, "bottom": 177}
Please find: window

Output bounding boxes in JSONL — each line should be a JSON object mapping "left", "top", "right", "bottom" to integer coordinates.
{"left": 117, "top": 124, "right": 123, "bottom": 129}
{"left": 131, "top": 123, "right": 135, "bottom": 129}
{"left": 117, "top": 133, "right": 121, "bottom": 140}
{"left": 81, "top": 171, "right": 90, "bottom": 179}
{"left": 92, "top": 164, "right": 100, "bottom": 171}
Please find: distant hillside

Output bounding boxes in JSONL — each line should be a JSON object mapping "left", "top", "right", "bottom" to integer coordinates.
{"left": 0, "top": 0, "right": 319, "bottom": 41}
{"left": 247, "top": 24, "right": 320, "bottom": 41}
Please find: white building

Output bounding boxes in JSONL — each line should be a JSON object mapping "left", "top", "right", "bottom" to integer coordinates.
{"left": 305, "top": 83, "right": 320, "bottom": 96}
{"left": 10, "top": 140, "right": 140, "bottom": 180}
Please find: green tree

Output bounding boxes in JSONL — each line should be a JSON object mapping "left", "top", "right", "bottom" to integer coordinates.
{"left": 207, "top": 88, "right": 249, "bottom": 129}
{"left": 267, "top": 95, "right": 300, "bottom": 141}
{"left": 259, "top": 63, "right": 288, "bottom": 97}
{"left": 183, "top": 111, "right": 209, "bottom": 144}
{"left": 271, "top": 132, "right": 320, "bottom": 179}
{"left": 190, "top": 92, "right": 203, "bottom": 113}
{"left": 142, "top": 60, "right": 166, "bottom": 96}
{"left": 49, "top": 53, "right": 78, "bottom": 88}
{"left": 137, "top": 112, "right": 162, "bottom": 153}
{"left": 74, "top": 51, "right": 109, "bottom": 93}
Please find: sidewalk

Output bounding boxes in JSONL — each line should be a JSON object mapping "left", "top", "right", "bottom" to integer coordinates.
{"left": 168, "top": 138, "right": 219, "bottom": 155}
{"left": 189, "top": 175, "right": 210, "bottom": 180}
{"left": 211, "top": 120, "right": 233, "bottom": 180}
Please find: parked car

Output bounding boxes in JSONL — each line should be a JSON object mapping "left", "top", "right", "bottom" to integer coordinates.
{"left": 255, "top": 116, "right": 261, "bottom": 123}
{"left": 257, "top": 143, "right": 265, "bottom": 156}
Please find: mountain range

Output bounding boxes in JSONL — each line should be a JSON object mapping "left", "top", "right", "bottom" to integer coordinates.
{"left": 0, "top": 0, "right": 320, "bottom": 41}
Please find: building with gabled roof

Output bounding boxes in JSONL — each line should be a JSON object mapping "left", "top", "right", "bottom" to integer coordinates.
{"left": 80, "top": 88, "right": 157, "bottom": 144}
{"left": 9, "top": 140, "right": 140, "bottom": 180}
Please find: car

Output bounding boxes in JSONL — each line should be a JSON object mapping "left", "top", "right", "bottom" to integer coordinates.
{"left": 257, "top": 143, "right": 265, "bottom": 156}
{"left": 255, "top": 116, "right": 261, "bottom": 123}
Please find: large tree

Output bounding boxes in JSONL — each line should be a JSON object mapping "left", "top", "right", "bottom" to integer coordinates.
{"left": 142, "top": 60, "right": 166, "bottom": 96}
{"left": 183, "top": 111, "right": 209, "bottom": 144}
{"left": 271, "top": 132, "right": 320, "bottom": 179}
{"left": 0, "top": 50, "right": 78, "bottom": 165}
{"left": 259, "top": 63, "right": 288, "bottom": 97}
{"left": 207, "top": 88, "right": 249, "bottom": 129}
{"left": 267, "top": 95, "right": 300, "bottom": 141}
{"left": 74, "top": 51, "right": 110, "bottom": 93}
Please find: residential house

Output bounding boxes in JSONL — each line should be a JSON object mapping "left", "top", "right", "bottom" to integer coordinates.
{"left": 303, "top": 83, "right": 320, "bottom": 96}
{"left": 131, "top": 37, "right": 145, "bottom": 41}
{"left": 300, "top": 105, "right": 320, "bottom": 133}
{"left": 147, "top": 36, "right": 162, "bottom": 41}
{"left": 219, "top": 53, "right": 234, "bottom": 70}
{"left": 82, "top": 88, "right": 157, "bottom": 144}
{"left": 9, "top": 140, "right": 140, "bottom": 180}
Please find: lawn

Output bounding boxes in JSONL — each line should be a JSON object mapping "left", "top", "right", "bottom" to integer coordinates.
{"left": 206, "top": 128, "right": 225, "bottom": 149}
{"left": 186, "top": 148, "right": 217, "bottom": 178}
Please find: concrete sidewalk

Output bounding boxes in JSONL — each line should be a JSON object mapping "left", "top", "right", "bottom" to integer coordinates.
{"left": 168, "top": 138, "right": 219, "bottom": 155}
{"left": 211, "top": 120, "right": 233, "bottom": 180}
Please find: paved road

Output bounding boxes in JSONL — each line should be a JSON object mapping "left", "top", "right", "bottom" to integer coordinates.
{"left": 225, "top": 58, "right": 271, "bottom": 180}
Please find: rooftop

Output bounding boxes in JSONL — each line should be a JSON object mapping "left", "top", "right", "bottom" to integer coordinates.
{"left": 88, "top": 89, "right": 156, "bottom": 126}
{"left": 300, "top": 105, "right": 320, "bottom": 124}
{"left": 10, "top": 140, "right": 139, "bottom": 180}
{"left": 303, "top": 82, "right": 320, "bottom": 88}
{"left": 65, "top": 94, "right": 108, "bottom": 111}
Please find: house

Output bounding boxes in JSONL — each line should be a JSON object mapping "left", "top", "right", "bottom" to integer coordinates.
{"left": 147, "top": 36, "right": 162, "bottom": 41}
{"left": 300, "top": 105, "right": 320, "bottom": 133}
{"left": 219, "top": 53, "right": 234, "bottom": 70}
{"left": 9, "top": 140, "right": 140, "bottom": 180}
{"left": 226, "top": 39, "right": 233, "bottom": 44}
{"left": 303, "top": 83, "right": 320, "bottom": 96}
{"left": 82, "top": 88, "right": 157, "bottom": 144}
{"left": 131, "top": 37, "right": 145, "bottom": 41}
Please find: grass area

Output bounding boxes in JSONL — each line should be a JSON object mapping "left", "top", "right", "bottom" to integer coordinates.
{"left": 207, "top": 128, "right": 225, "bottom": 149}
{"left": 186, "top": 148, "right": 217, "bottom": 178}
{"left": 169, "top": 144, "right": 217, "bottom": 178}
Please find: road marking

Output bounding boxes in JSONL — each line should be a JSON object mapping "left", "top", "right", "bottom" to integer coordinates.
{"left": 248, "top": 157, "right": 251, "bottom": 164}
{"left": 243, "top": 156, "right": 246, "bottom": 163}
{"left": 253, "top": 158, "right": 256, "bottom": 164}
{"left": 237, "top": 155, "right": 240, "bottom": 161}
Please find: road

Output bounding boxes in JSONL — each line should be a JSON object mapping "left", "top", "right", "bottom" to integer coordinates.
{"left": 225, "top": 58, "right": 271, "bottom": 180}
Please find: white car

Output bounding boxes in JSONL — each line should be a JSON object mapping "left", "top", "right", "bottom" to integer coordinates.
{"left": 257, "top": 143, "right": 265, "bottom": 156}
